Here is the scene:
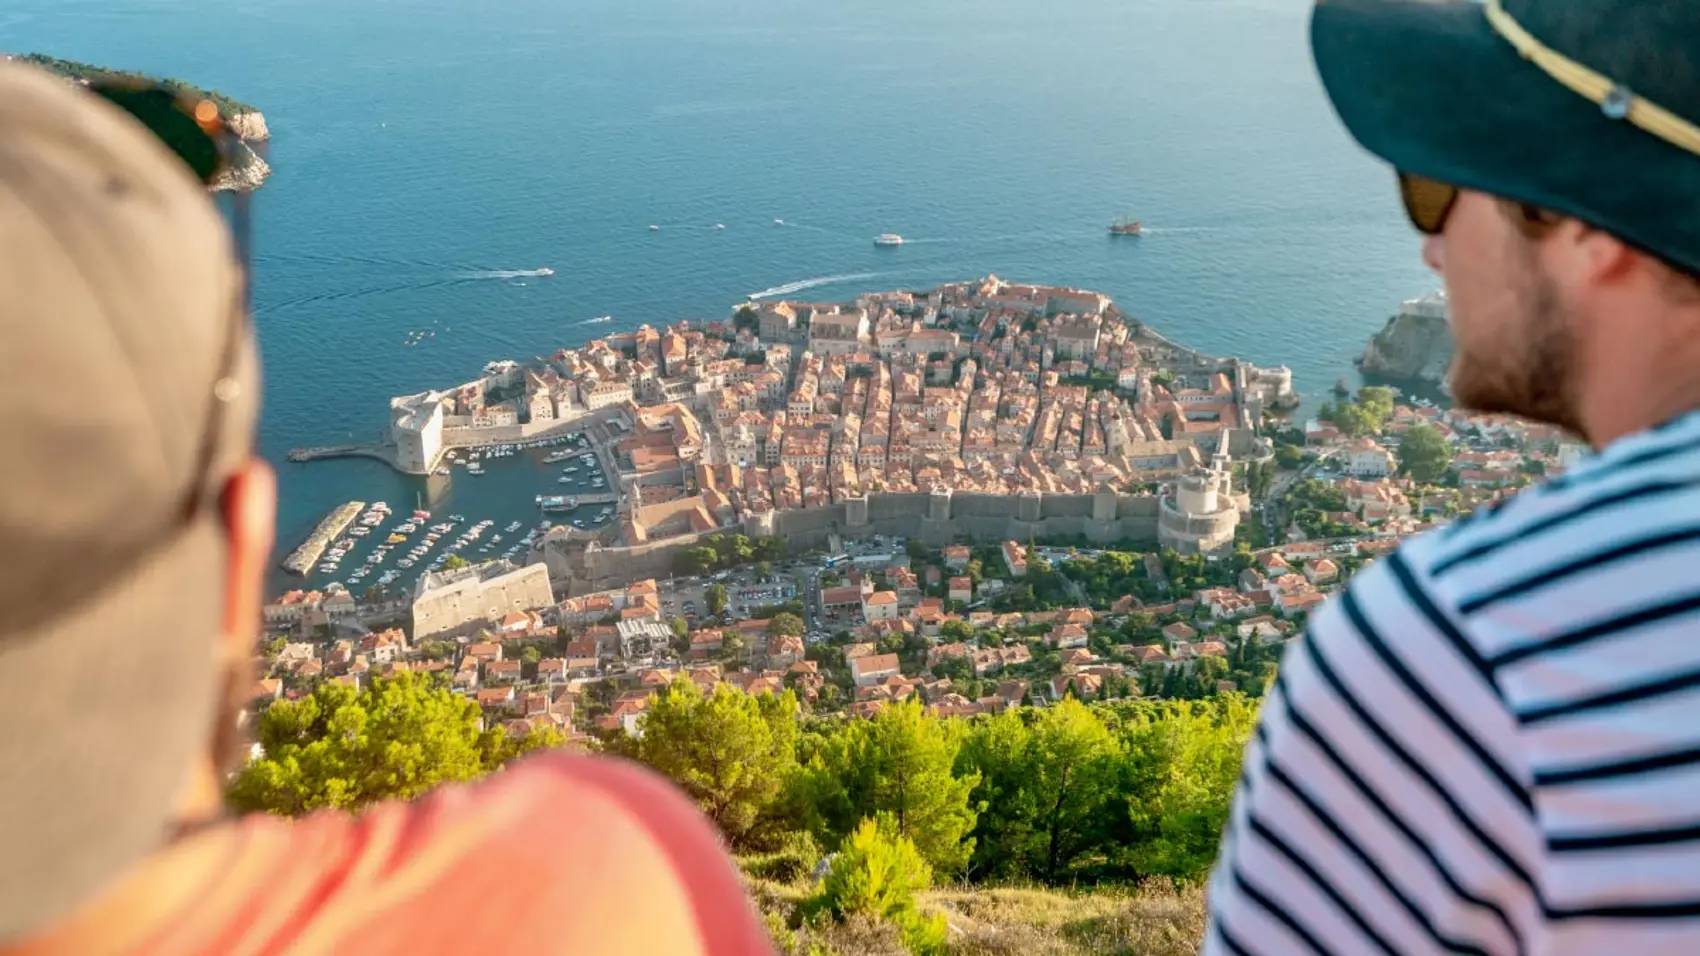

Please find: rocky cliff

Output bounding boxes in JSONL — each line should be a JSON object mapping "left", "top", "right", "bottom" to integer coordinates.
{"left": 211, "top": 114, "right": 272, "bottom": 193}
{"left": 1358, "top": 293, "right": 1453, "bottom": 385}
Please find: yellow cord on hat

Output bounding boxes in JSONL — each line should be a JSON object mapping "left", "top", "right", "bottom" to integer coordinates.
{"left": 1485, "top": 0, "right": 1700, "bottom": 159}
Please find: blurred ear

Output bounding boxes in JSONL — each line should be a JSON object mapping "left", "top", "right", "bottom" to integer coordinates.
{"left": 220, "top": 459, "right": 276, "bottom": 655}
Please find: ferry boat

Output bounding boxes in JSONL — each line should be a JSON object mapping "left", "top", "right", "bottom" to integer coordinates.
{"left": 873, "top": 233, "right": 904, "bottom": 246}
{"left": 1109, "top": 218, "right": 1143, "bottom": 237}
{"left": 536, "top": 495, "right": 578, "bottom": 512}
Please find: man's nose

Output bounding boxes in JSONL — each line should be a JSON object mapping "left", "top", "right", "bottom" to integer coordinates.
{"left": 1422, "top": 233, "right": 1445, "bottom": 274}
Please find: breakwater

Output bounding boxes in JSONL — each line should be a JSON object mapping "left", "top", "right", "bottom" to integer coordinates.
{"left": 281, "top": 500, "right": 364, "bottom": 575}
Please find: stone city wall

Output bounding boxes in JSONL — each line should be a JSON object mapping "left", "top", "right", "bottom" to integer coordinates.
{"left": 553, "top": 490, "right": 1165, "bottom": 593}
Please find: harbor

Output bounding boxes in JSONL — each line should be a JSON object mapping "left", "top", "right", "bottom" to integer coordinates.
{"left": 277, "top": 429, "right": 623, "bottom": 598}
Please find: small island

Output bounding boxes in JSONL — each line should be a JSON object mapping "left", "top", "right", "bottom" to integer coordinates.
{"left": 9, "top": 53, "right": 271, "bottom": 192}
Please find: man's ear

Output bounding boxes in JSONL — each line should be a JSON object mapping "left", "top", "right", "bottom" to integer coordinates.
{"left": 220, "top": 459, "right": 276, "bottom": 657}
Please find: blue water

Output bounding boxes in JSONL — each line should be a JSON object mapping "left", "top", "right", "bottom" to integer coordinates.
{"left": 5, "top": 0, "right": 1433, "bottom": 589}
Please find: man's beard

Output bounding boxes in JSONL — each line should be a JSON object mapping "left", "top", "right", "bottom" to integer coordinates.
{"left": 1448, "top": 250, "right": 1584, "bottom": 435}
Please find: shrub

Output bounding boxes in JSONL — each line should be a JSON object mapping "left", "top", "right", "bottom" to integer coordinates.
{"left": 806, "top": 817, "right": 948, "bottom": 955}
{"left": 742, "top": 830, "right": 824, "bottom": 884}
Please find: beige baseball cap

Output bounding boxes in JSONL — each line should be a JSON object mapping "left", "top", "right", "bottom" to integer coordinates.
{"left": 0, "top": 60, "right": 261, "bottom": 940}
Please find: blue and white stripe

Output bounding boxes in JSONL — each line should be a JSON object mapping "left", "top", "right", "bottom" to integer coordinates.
{"left": 1207, "top": 410, "right": 1700, "bottom": 955}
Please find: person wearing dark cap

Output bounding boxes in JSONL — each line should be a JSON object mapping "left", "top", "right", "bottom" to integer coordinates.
{"left": 1207, "top": 1, "right": 1700, "bottom": 953}
{"left": 0, "top": 60, "right": 770, "bottom": 955}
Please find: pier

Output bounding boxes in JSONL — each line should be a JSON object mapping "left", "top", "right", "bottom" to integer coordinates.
{"left": 282, "top": 501, "right": 365, "bottom": 575}
{"left": 286, "top": 443, "right": 397, "bottom": 468}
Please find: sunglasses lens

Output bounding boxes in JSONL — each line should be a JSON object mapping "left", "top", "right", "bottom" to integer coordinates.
{"left": 1399, "top": 172, "right": 1457, "bottom": 234}
{"left": 87, "top": 83, "right": 223, "bottom": 184}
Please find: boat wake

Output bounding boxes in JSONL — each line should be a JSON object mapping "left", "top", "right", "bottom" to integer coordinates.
{"left": 747, "top": 272, "right": 878, "bottom": 300}
{"left": 459, "top": 268, "right": 556, "bottom": 280}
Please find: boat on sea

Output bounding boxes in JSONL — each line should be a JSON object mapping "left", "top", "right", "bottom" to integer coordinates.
{"left": 536, "top": 494, "right": 578, "bottom": 512}
{"left": 773, "top": 218, "right": 785, "bottom": 226}
{"left": 1109, "top": 218, "right": 1143, "bottom": 237}
{"left": 585, "top": 315, "right": 613, "bottom": 325}
{"left": 713, "top": 223, "right": 725, "bottom": 230}
{"left": 873, "top": 233, "right": 904, "bottom": 247}
{"left": 536, "top": 267, "right": 555, "bottom": 276}
{"left": 648, "top": 224, "right": 660, "bottom": 231}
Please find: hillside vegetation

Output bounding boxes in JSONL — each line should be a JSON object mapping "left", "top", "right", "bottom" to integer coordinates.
{"left": 234, "top": 674, "right": 1248, "bottom": 953}
{"left": 17, "top": 53, "right": 256, "bottom": 115}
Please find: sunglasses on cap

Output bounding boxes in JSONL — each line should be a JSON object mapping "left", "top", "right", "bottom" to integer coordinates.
{"left": 85, "top": 80, "right": 254, "bottom": 294}
{"left": 1397, "top": 171, "right": 1460, "bottom": 236}
{"left": 85, "top": 79, "right": 253, "bottom": 517}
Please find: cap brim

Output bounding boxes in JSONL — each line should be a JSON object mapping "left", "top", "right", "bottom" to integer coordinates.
{"left": 0, "top": 513, "right": 225, "bottom": 940}
{"left": 1312, "top": 0, "right": 1700, "bottom": 276}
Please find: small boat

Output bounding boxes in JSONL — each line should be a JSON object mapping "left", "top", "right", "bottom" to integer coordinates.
{"left": 536, "top": 267, "right": 555, "bottom": 277}
{"left": 773, "top": 218, "right": 785, "bottom": 226}
{"left": 873, "top": 233, "right": 904, "bottom": 247}
{"left": 648, "top": 224, "right": 660, "bottom": 231}
{"left": 1109, "top": 218, "right": 1143, "bottom": 237}
{"left": 713, "top": 223, "right": 725, "bottom": 230}
{"left": 585, "top": 315, "right": 613, "bottom": 325}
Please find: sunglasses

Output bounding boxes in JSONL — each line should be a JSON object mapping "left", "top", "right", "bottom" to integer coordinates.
{"left": 1397, "top": 171, "right": 1460, "bottom": 236}
{"left": 86, "top": 79, "right": 253, "bottom": 517}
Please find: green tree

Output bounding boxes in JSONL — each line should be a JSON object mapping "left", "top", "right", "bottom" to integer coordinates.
{"left": 733, "top": 304, "right": 759, "bottom": 332}
{"left": 441, "top": 554, "right": 469, "bottom": 571}
{"left": 958, "top": 710, "right": 1038, "bottom": 880}
{"left": 1119, "top": 696, "right": 1258, "bottom": 881}
{"left": 611, "top": 682, "right": 798, "bottom": 848}
{"left": 766, "top": 612, "right": 805, "bottom": 638}
{"left": 1397, "top": 423, "right": 1453, "bottom": 483}
{"left": 1028, "top": 699, "right": 1122, "bottom": 882}
{"left": 675, "top": 546, "right": 719, "bottom": 576}
{"left": 1356, "top": 385, "right": 1395, "bottom": 423}
{"left": 706, "top": 583, "right": 729, "bottom": 616}
{"left": 938, "top": 620, "right": 974, "bottom": 644}
{"left": 227, "top": 672, "right": 560, "bottom": 816}
{"left": 906, "top": 540, "right": 931, "bottom": 563}
{"left": 797, "top": 700, "right": 980, "bottom": 875}
{"left": 805, "top": 817, "right": 947, "bottom": 956}
{"left": 1274, "top": 444, "right": 1305, "bottom": 469}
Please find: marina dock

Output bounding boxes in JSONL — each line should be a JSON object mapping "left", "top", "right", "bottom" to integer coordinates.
{"left": 282, "top": 501, "right": 365, "bottom": 575}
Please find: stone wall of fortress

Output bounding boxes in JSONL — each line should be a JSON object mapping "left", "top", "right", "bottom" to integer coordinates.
{"left": 558, "top": 489, "right": 1165, "bottom": 593}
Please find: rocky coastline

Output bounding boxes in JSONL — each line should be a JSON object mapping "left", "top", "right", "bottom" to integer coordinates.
{"left": 1356, "top": 292, "right": 1452, "bottom": 388}
{"left": 8, "top": 52, "right": 272, "bottom": 192}
{"left": 213, "top": 114, "right": 273, "bottom": 192}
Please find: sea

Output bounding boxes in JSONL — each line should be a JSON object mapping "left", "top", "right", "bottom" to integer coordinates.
{"left": 4, "top": 0, "right": 1435, "bottom": 593}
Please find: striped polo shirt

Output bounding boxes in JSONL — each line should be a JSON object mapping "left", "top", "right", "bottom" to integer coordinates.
{"left": 1206, "top": 409, "right": 1700, "bottom": 956}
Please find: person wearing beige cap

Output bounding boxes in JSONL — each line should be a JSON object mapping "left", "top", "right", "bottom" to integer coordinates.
{"left": 0, "top": 61, "right": 770, "bottom": 955}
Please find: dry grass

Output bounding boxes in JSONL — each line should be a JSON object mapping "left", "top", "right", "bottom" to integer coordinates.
{"left": 929, "top": 882, "right": 1207, "bottom": 956}
{"left": 744, "top": 864, "right": 1207, "bottom": 956}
